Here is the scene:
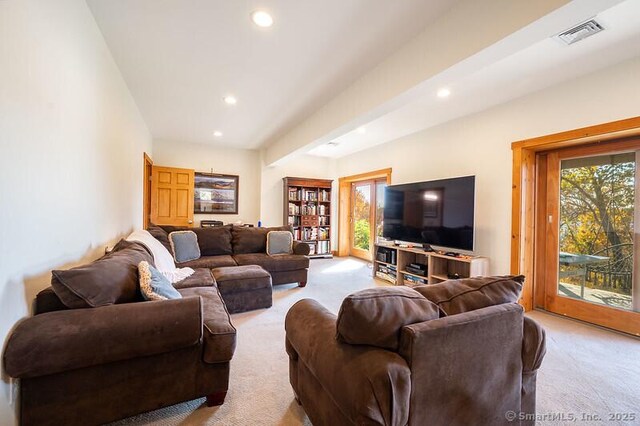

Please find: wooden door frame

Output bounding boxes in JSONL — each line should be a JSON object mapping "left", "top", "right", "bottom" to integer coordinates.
{"left": 511, "top": 116, "right": 640, "bottom": 313}
{"left": 143, "top": 152, "right": 153, "bottom": 229}
{"left": 338, "top": 168, "right": 392, "bottom": 257}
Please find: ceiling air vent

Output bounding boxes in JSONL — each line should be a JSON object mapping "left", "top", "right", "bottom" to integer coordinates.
{"left": 557, "top": 19, "right": 604, "bottom": 45}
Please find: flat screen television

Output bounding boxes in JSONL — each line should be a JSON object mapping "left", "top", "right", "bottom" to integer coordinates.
{"left": 382, "top": 176, "right": 475, "bottom": 252}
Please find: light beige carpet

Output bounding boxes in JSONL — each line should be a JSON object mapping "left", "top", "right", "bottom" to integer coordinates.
{"left": 111, "top": 258, "right": 640, "bottom": 426}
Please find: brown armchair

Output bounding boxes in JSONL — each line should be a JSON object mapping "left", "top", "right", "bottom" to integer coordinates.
{"left": 285, "top": 279, "right": 546, "bottom": 426}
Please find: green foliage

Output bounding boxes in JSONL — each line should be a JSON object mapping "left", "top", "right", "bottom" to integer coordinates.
{"left": 354, "top": 219, "right": 370, "bottom": 250}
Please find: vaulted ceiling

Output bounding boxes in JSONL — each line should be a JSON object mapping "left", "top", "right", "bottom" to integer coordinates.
{"left": 87, "top": 0, "right": 640, "bottom": 163}
{"left": 86, "top": 0, "right": 457, "bottom": 149}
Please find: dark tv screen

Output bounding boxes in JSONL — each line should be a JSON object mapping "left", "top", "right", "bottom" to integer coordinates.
{"left": 383, "top": 176, "right": 475, "bottom": 251}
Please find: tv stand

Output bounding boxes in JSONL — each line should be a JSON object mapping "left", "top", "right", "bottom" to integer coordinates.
{"left": 373, "top": 243, "right": 489, "bottom": 286}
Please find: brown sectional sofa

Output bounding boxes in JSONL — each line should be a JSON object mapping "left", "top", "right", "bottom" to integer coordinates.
{"left": 285, "top": 276, "right": 547, "bottom": 426}
{"left": 3, "top": 241, "right": 236, "bottom": 426}
{"left": 3, "top": 225, "right": 311, "bottom": 425}
{"left": 149, "top": 224, "right": 311, "bottom": 287}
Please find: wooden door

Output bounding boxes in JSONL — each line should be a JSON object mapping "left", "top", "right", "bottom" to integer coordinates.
{"left": 150, "top": 166, "right": 195, "bottom": 227}
{"left": 537, "top": 139, "right": 640, "bottom": 335}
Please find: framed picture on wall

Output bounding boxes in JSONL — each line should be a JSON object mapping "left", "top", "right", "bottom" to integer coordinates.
{"left": 194, "top": 173, "right": 239, "bottom": 214}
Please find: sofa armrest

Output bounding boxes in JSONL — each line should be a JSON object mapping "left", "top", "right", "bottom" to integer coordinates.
{"left": 292, "top": 241, "right": 310, "bottom": 256}
{"left": 521, "top": 316, "right": 547, "bottom": 422}
{"left": 398, "top": 303, "right": 524, "bottom": 425}
{"left": 285, "top": 299, "right": 410, "bottom": 426}
{"left": 522, "top": 316, "right": 546, "bottom": 372}
{"left": 4, "top": 297, "right": 203, "bottom": 379}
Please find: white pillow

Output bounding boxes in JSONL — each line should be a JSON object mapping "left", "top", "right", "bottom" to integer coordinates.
{"left": 126, "top": 230, "right": 195, "bottom": 283}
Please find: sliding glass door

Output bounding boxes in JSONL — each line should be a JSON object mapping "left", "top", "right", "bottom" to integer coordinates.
{"left": 538, "top": 140, "right": 640, "bottom": 334}
{"left": 350, "top": 179, "right": 387, "bottom": 260}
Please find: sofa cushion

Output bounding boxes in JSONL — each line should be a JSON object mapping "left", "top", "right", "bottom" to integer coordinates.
{"left": 178, "top": 287, "right": 237, "bottom": 363}
{"left": 146, "top": 223, "right": 172, "bottom": 253}
{"left": 212, "top": 265, "right": 272, "bottom": 294}
{"left": 233, "top": 253, "right": 309, "bottom": 272}
{"left": 178, "top": 255, "right": 237, "bottom": 269}
{"left": 231, "top": 225, "right": 292, "bottom": 254}
{"left": 51, "top": 240, "right": 152, "bottom": 309}
{"left": 138, "top": 261, "right": 182, "bottom": 301}
{"left": 266, "top": 231, "right": 293, "bottom": 255}
{"left": 173, "top": 268, "right": 216, "bottom": 289}
{"left": 336, "top": 287, "right": 440, "bottom": 351}
{"left": 34, "top": 287, "right": 68, "bottom": 315}
{"left": 169, "top": 231, "right": 201, "bottom": 263}
{"left": 412, "top": 275, "right": 524, "bottom": 316}
{"left": 192, "top": 226, "right": 233, "bottom": 256}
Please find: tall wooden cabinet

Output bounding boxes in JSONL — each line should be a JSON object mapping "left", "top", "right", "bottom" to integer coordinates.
{"left": 283, "top": 177, "right": 333, "bottom": 258}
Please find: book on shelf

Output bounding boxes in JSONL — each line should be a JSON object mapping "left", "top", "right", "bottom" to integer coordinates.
{"left": 375, "top": 271, "right": 395, "bottom": 284}
{"left": 303, "top": 190, "right": 317, "bottom": 201}
{"left": 288, "top": 203, "right": 300, "bottom": 215}
{"left": 288, "top": 216, "right": 300, "bottom": 227}
{"left": 403, "top": 275, "right": 427, "bottom": 286}
{"left": 302, "top": 227, "right": 318, "bottom": 240}
{"left": 318, "top": 204, "right": 328, "bottom": 215}
{"left": 377, "top": 264, "right": 397, "bottom": 277}
{"left": 318, "top": 227, "right": 329, "bottom": 240}
{"left": 308, "top": 243, "right": 316, "bottom": 255}
{"left": 302, "top": 203, "right": 317, "bottom": 215}
{"left": 319, "top": 216, "right": 330, "bottom": 226}
{"left": 319, "top": 189, "right": 330, "bottom": 202}
{"left": 317, "top": 240, "right": 330, "bottom": 254}
{"left": 293, "top": 229, "right": 301, "bottom": 240}
{"left": 288, "top": 187, "right": 301, "bottom": 201}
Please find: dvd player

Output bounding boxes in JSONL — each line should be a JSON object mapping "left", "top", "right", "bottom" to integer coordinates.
{"left": 406, "top": 263, "right": 427, "bottom": 276}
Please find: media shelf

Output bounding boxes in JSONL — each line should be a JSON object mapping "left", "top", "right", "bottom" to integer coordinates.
{"left": 283, "top": 177, "right": 333, "bottom": 258}
{"left": 373, "top": 243, "right": 489, "bottom": 286}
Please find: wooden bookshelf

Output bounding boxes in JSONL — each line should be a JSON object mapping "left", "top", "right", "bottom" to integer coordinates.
{"left": 283, "top": 177, "right": 333, "bottom": 258}
{"left": 372, "top": 243, "right": 489, "bottom": 286}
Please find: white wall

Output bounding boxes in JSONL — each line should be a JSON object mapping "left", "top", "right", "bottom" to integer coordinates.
{"left": 153, "top": 140, "right": 261, "bottom": 225}
{"left": 337, "top": 57, "right": 640, "bottom": 275}
{"left": 152, "top": 139, "right": 338, "bottom": 231}
{"left": 0, "top": 1, "right": 152, "bottom": 424}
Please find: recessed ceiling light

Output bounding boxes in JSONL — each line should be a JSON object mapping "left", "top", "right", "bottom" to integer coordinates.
{"left": 223, "top": 95, "right": 237, "bottom": 105}
{"left": 213, "top": 131, "right": 223, "bottom": 137}
{"left": 437, "top": 88, "right": 451, "bottom": 98}
{"left": 356, "top": 126, "right": 366, "bottom": 134}
{"left": 251, "top": 10, "right": 273, "bottom": 28}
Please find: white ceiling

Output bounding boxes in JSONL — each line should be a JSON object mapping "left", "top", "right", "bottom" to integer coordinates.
{"left": 308, "top": 0, "right": 640, "bottom": 158}
{"left": 86, "top": 0, "right": 458, "bottom": 149}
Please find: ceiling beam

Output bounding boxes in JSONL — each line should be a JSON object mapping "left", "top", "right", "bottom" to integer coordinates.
{"left": 263, "top": 0, "right": 620, "bottom": 166}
